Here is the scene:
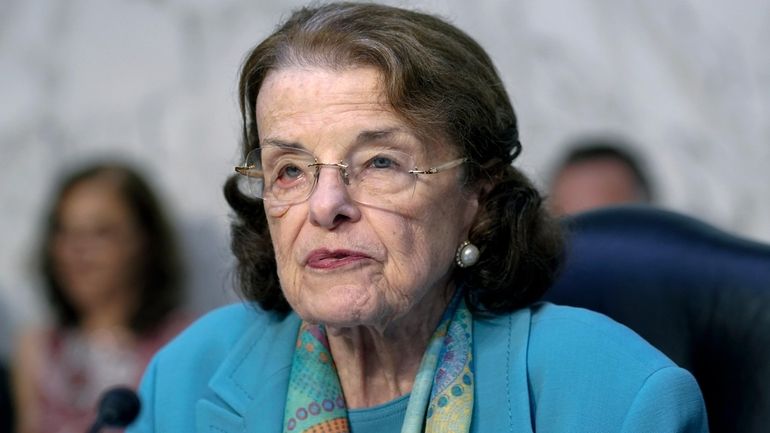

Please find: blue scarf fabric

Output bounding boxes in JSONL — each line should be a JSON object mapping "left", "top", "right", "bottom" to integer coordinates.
{"left": 283, "top": 293, "right": 474, "bottom": 433}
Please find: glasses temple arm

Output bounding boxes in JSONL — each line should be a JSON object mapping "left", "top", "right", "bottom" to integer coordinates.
{"left": 409, "top": 157, "right": 468, "bottom": 175}
{"left": 234, "top": 165, "right": 264, "bottom": 178}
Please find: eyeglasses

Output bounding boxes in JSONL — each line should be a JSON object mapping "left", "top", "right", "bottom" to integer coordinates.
{"left": 234, "top": 145, "right": 467, "bottom": 207}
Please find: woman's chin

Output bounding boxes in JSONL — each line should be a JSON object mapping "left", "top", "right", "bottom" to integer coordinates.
{"left": 292, "top": 288, "right": 389, "bottom": 330}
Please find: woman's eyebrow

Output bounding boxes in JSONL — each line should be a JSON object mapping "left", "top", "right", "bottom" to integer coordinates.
{"left": 261, "top": 128, "right": 415, "bottom": 153}
{"left": 354, "top": 127, "right": 410, "bottom": 145}
{"left": 261, "top": 138, "right": 307, "bottom": 151}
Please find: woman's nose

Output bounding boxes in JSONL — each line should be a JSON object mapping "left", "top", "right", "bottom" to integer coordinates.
{"left": 307, "top": 167, "right": 361, "bottom": 229}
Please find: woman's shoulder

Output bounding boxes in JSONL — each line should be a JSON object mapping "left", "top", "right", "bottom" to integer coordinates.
{"left": 130, "top": 304, "right": 301, "bottom": 432}
{"left": 472, "top": 303, "right": 707, "bottom": 432}
{"left": 477, "top": 302, "right": 676, "bottom": 379}
{"left": 527, "top": 302, "right": 674, "bottom": 370}
{"left": 477, "top": 302, "right": 671, "bottom": 367}
{"left": 526, "top": 303, "right": 706, "bottom": 430}
{"left": 14, "top": 326, "right": 58, "bottom": 369}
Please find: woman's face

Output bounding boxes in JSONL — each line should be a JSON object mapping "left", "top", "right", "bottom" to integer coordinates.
{"left": 51, "top": 179, "right": 145, "bottom": 314}
{"left": 256, "top": 66, "right": 480, "bottom": 331}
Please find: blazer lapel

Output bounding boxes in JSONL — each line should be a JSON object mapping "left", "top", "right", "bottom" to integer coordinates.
{"left": 197, "top": 312, "right": 302, "bottom": 433}
{"left": 473, "top": 308, "right": 534, "bottom": 433}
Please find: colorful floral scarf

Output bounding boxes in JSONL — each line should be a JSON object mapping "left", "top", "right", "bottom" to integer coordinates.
{"left": 283, "top": 292, "right": 474, "bottom": 433}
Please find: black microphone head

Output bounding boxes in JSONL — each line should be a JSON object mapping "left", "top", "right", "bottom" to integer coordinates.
{"left": 97, "top": 386, "right": 141, "bottom": 427}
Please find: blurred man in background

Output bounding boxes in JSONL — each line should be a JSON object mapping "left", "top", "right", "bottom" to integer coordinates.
{"left": 548, "top": 137, "right": 653, "bottom": 216}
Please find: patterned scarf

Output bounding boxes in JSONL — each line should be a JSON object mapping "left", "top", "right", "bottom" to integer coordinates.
{"left": 283, "top": 292, "right": 474, "bottom": 433}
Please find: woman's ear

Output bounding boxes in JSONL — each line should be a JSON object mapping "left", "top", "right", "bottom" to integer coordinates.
{"left": 478, "top": 180, "right": 494, "bottom": 197}
{"left": 462, "top": 180, "right": 489, "bottom": 235}
{"left": 462, "top": 176, "right": 497, "bottom": 242}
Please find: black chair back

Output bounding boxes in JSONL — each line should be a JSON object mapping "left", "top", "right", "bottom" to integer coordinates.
{"left": 546, "top": 206, "right": 770, "bottom": 433}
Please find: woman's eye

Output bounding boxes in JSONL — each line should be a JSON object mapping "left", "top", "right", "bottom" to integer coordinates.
{"left": 370, "top": 156, "right": 396, "bottom": 169}
{"left": 283, "top": 165, "right": 303, "bottom": 178}
{"left": 275, "top": 164, "right": 305, "bottom": 183}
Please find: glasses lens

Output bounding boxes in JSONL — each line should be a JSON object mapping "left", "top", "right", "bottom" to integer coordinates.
{"left": 348, "top": 148, "right": 416, "bottom": 205}
{"left": 260, "top": 146, "right": 317, "bottom": 204}
{"left": 237, "top": 149, "right": 265, "bottom": 199}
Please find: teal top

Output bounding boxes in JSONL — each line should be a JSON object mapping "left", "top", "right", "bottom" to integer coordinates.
{"left": 127, "top": 302, "right": 709, "bottom": 432}
{"left": 348, "top": 394, "right": 409, "bottom": 433}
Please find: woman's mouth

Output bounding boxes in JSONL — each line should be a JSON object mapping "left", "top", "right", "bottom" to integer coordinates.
{"left": 305, "top": 249, "right": 372, "bottom": 270}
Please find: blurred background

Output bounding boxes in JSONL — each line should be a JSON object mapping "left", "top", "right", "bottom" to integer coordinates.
{"left": 1, "top": 0, "right": 769, "bottom": 359}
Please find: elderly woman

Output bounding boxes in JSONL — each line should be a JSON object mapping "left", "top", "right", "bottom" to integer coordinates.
{"left": 130, "top": 3, "right": 707, "bottom": 432}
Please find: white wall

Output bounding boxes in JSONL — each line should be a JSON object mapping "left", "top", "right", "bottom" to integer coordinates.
{"left": 1, "top": 0, "right": 768, "bottom": 356}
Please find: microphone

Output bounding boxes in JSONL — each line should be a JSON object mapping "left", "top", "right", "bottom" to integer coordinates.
{"left": 86, "top": 386, "right": 141, "bottom": 433}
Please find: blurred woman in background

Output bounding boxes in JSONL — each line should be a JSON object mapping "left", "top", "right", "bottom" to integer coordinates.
{"left": 12, "top": 162, "right": 188, "bottom": 433}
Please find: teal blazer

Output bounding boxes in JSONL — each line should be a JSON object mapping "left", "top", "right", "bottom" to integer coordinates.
{"left": 128, "top": 302, "right": 708, "bottom": 432}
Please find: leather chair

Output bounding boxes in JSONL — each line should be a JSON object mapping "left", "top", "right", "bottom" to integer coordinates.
{"left": 545, "top": 206, "right": 770, "bottom": 433}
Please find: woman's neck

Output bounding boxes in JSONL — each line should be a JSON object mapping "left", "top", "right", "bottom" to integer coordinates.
{"left": 325, "top": 287, "right": 454, "bottom": 408}
{"left": 79, "top": 286, "right": 139, "bottom": 334}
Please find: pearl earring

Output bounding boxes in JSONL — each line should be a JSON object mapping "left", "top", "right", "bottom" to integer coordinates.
{"left": 455, "top": 240, "right": 480, "bottom": 268}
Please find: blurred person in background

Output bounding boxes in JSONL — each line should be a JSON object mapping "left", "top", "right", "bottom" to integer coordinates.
{"left": 547, "top": 136, "right": 654, "bottom": 216}
{"left": 12, "top": 162, "right": 189, "bottom": 433}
